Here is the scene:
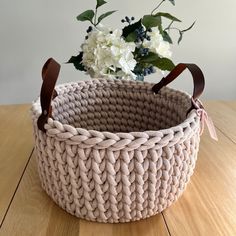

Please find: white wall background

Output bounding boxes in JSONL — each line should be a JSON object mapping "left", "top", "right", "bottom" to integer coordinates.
{"left": 0, "top": 0, "right": 236, "bottom": 104}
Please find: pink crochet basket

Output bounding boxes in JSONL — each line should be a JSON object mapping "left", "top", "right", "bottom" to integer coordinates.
{"left": 31, "top": 58, "right": 207, "bottom": 223}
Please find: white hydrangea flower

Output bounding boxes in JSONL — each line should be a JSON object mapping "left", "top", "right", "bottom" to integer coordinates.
{"left": 143, "top": 27, "right": 172, "bottom": 58}
{"left": 81, "top": 25, "right": 137, "bottom": 80}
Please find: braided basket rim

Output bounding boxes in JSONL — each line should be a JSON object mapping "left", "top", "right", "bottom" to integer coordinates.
{"left": 31, "top": 78, "right": 199, "bottom": 138}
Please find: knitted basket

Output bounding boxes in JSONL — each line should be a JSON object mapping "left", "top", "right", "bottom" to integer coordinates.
{"left": 31, "top": 58, "right": 206, "bottom": 223}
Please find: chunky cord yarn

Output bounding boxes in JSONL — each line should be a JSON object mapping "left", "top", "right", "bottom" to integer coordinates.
{"left": 31, "top": 78, "right": 200, "bottom": 223}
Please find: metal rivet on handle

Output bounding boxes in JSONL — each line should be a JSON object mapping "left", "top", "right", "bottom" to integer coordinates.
{"left": 43, "top": 110, "right": 47, "bottom": 115}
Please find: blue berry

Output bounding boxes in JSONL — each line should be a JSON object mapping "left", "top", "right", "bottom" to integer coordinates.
{"left": 86, "top": 26, "right": 93, "bottom": 33}
{"left": 148, "top": 28, "right": 152, "bottom": 32}
{"left": 146, "top": 36, "right": 151, "bottom": 41}
{"left": 143, "top": 67, "right": 152, "bottom": 76}
{"left": 135, "top": 27, "right": 150, "bottom": 42}
{"left": 121, "top": 19, "right": 125, "bottom": 23}
{"left": 140, "top": 27, "right": 144, "bottom": 32}
{"left": 140, "top": 48, "right": 149, "bottom": 56}
{"left": 131, "top": 16, "right": 135, "bottom": 21}
{"left": 85, "top": 36, "right": 88, "bottom": 40}
{"left": 149, "top": 66, "right": 155, "bottom": 73}
{"left": 125, "top": 16, "right": 130, "bottom": 22}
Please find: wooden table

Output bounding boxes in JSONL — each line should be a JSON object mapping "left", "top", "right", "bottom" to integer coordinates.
{"left": 0, "top": 102, "right": 236, "bottom": 236}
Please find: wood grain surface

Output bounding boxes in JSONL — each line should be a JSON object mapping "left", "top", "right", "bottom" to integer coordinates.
{"left": 0, "top": 102, "right": 236, "bottom": 236}
{"left": 163, "top": 130, "right": 236, "bottom": 236}
{"left": 205, "top": 101, "right": 236, "bottom": 143}
{"left": 0, "top": 104, "right": 33, "bottom": 225}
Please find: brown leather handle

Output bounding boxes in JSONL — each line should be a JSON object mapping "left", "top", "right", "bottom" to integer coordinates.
{"left": 152, "top": 63, "right": 205, "bottom": 109}
{"left": 37, "top": 60, "right": 204, "bottom": 131}
{"left": 37, "top": 58, "right": 61, "bottom": 132}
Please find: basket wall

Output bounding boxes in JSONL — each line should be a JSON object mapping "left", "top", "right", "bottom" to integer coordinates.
{"left": 31, "top": 79, "right": 200, "bottom": 223}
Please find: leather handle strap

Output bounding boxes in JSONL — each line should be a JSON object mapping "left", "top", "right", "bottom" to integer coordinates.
{"left": 37, "top": 58, "right": 61, "bottom": 132}
{"left": 152, "top": 63, "right": 205, "bottom": 109}
{"left": 36, "top": 60, "right": 204, "bottom": 131}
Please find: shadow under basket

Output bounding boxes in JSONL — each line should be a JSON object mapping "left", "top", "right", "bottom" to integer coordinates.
{"left": 31, "top": 59, "right": 204, "bottom": 223}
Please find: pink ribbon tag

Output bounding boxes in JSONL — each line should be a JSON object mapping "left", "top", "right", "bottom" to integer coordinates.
{"left": 196, "top": 108, "right": 218, "bottom": 141}
{"left": 191, "top": 98, "right": 218, "bottom": 141}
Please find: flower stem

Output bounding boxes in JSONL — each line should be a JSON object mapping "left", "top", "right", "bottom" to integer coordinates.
{"left": 151, "top": 0, "right": 165, "bottom": 15}
{"left": 164, "top": 20, "right": 174, "bottom": 31}
{"left": 169, "top": 27, "right": 181, "bottom": 32}
{"left": 94, "top": 8, "right": 98, "bottom": 25}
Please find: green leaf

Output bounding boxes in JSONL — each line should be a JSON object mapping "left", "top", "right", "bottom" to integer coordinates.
{"left": 67, "top": 52, "right": 86, "bottom": 71}
{"left": 142, "top": 15, "right": 162, "bottom": 28}
{"left": 141, "top": 52, "right": 175, "bottom": 71}
{"left": 182, "top": 21, "right": 196, "bottom": 32}
{"left": 162, "top": 30, "right": 173, "bottom": 44}
{"left": 125, "top": 32, "right": 137, "bottom": 42}
{"left": 168, "top": 0, "right": 175, "bottom": 6}
{"left": 178, "top": 31, "right": 183, "bottom": 44}
{"left": 77, "top": 10, "right": 95, "bottom": 23}
{"left": 153, "top": 57, "right": 175, "bottom": 71}
{"left": 141, "top": 52, "right": 161, "bottom": 63}
{"left": 158, "top": 24, "right": 163, "bottom": 35}
{"left": 155, "top": 12, "right": 181, "bottom": 22}
{"left": 96, "top": 0, "right": 107, "bottom": 9}
{"left": 133, "top": 64, "right": 144, "bottom": 75}
{"left": 122, "top": 19, "right": 142, "bottom": 38}
{"left": 97, "top": 10, "right": 117, "bottom": 24}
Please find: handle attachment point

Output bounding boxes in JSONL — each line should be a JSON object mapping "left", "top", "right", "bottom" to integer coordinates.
{"left": 152, "top": 63, "right": 205, "bottom": 111}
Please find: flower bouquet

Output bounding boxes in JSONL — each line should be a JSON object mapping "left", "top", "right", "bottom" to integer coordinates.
{"left": 68, "top": 0, "right": 195, "bottom": 81}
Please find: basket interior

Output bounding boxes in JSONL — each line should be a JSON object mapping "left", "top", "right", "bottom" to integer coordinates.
{"left": 51, "top": 82, "right": 192, "bottom": 133}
